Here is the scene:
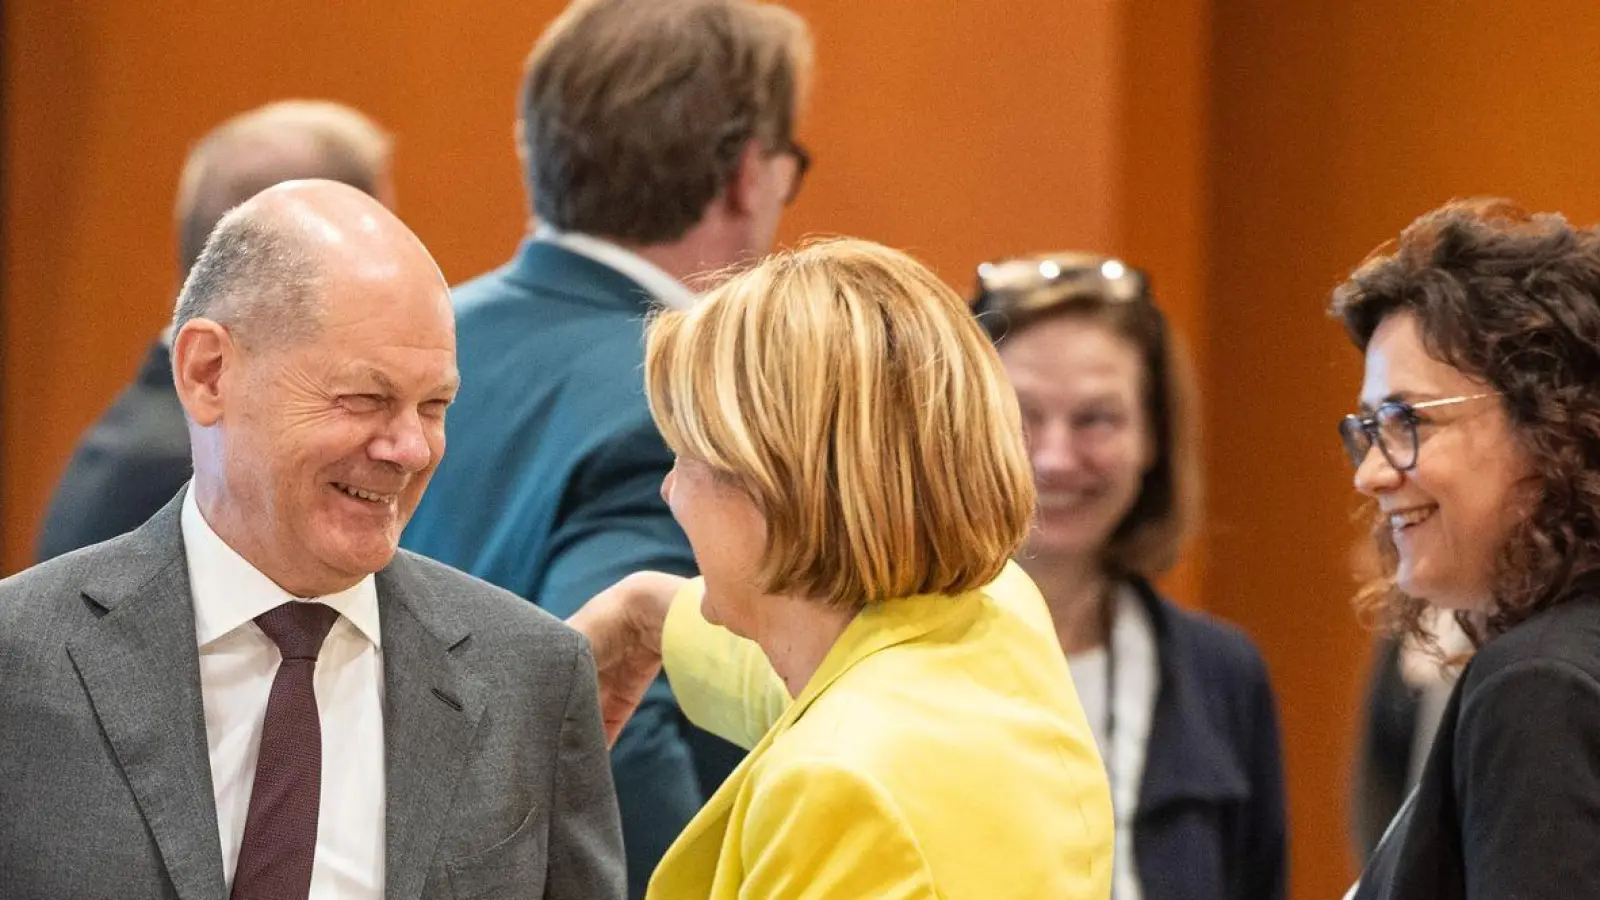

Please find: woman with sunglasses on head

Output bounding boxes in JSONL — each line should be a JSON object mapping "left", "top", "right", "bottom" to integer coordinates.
{"left": 972, "top": 254, "right": 1286, "bottom": 900}
{"left": 1340, "top": 199, "right": 1600, "bottom": 899}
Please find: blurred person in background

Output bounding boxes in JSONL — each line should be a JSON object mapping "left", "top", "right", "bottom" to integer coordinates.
{"left": 399, "top": 0, "right": 813, "bottom": 892}
{"left": 36, "top": 99, "right": 395, "bottom": 563}
{"left": 971, "top": 252, "right": 1287, "bottom": 900}
{"left": 1338, "top": 198, "right": 1600, "bottom": 898}
{"left": 1350, "top": 615, "right": 1465, "bottom": 860}
{"left": 572, "top": 237, "right": 1114, "bottom": 898}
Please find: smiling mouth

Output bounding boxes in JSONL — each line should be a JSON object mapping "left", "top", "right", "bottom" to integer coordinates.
{"left": 1037, "top": 489, "right": 1099, "bottom": 510}
{"left": 1387, "top": 505, "right": 1436, "bottom": 532}
{"left": 334, "top": 482, "right": 398, "bottom": 505}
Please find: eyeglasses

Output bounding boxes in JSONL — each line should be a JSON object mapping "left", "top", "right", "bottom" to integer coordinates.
{"left": 771, "top": 139, "right": 810, "bottom": 206}
{"left": 971, "top": 253, "right": 1150, "bottom": 319}
{"left": 1338, "top": 393, "right": 1498, "bottom": 471}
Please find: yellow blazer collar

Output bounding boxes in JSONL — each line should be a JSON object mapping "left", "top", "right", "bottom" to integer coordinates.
{"left": 779, "top": 559, "right": 1047, "bottom": 728}
{"left": 650, "top": 586, "right": 986, "bottom": 896}
{"left": 780, "top": 589, "right": 981, "bottom": 729}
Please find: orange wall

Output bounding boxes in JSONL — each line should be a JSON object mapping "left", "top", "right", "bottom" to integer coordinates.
{"left": 11, "top": 3, "right": 1600, "bottom": 900}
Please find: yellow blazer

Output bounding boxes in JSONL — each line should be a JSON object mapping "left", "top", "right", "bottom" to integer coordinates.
{"left": 648, "top": 562, "right": 1113, "bottom": 899}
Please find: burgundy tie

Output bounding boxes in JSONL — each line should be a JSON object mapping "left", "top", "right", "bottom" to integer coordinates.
{"left": 230, "top": 601, "right": 341, "bottom": 900}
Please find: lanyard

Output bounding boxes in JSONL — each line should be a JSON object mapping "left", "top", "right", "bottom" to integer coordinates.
{"left": 1101, "top": 587, "right": 1119, "bottom": 900}
{"left": 1102, "top": 586, "right": 1118, "bottom": 779}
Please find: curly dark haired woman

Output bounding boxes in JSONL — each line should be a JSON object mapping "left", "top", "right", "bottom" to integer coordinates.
{"left": 1338, "top": 198, "right": 1600, "bottom": 899}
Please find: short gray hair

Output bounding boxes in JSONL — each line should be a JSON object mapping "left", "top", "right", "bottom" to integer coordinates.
{"left": 172, "top": 206, "right": 323, "bottom": 349}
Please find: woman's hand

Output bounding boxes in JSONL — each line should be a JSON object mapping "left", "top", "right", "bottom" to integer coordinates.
{"left": 566, "top": 571, "right": 688, "bottom": 746}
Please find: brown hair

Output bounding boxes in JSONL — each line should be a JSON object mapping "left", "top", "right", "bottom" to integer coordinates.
{"left": 520, "top": 0, "right": 812, "bottom": 244}
{"left": 1331, "top": 197, "right": 1600, "bottom": 642}
{"left": 975, "top": 253, "right": 1202, "bottom": 580}
{"left": 645, "top": 238, "right": 1036, "bottom": 607}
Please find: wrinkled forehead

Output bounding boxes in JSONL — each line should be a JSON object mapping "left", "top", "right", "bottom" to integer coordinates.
{"left": 315, "top": 259, "right": 454, "bottom": 337}
{"left": 265, "top": 272, "right": 455, "bottom": 380}
{"left": 267, "top": 332, "right": 458, "bottom": 403}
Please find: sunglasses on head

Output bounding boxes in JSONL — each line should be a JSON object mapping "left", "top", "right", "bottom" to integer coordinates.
{"left": 972, "top": 253, "right": 1151, "bottom": 320}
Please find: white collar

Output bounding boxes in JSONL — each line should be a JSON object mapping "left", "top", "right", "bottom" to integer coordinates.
{"left": 181, "top": 487, "right": 382, "bottom": 648}
{"left": 533, "top": 225, "right": 698, "bottom": 311}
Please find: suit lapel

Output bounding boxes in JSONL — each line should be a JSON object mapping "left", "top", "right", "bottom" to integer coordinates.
{"left": 378, "top": 555, "right": 487, "bottom": 900}
{"left": 67, "top": 493, "right": 227, "bottom": 900}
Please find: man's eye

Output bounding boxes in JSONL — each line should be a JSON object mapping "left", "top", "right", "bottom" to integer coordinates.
{"left": 342, "top": 395, "right": 386, "bottom": 413}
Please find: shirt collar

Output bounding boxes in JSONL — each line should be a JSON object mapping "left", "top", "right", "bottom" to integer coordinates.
{"left": 181, "top": 487, "right": 382, "bottom": 648}
{"left": 533, "top": 225, "right": 698, "bottom": 311}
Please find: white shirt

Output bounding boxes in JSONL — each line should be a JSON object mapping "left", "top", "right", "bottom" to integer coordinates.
{"left": 533, "top": 225, "right": 699, "bottom": 310}
{"left": 181, "top": 489, "right": 386, "bottom": 899}
{"left": 1067, "top": 585, "right": 1160, "bottom": 900}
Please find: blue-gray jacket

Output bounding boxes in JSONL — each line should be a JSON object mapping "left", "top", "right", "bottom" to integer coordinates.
{"left": 403, "top": 239, "right": 735, "bottom": 898}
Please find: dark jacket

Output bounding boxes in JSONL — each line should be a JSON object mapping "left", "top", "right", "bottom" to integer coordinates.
{"left": 1352, "top": 595, "right": 1600, "bottom": 900}
{"left": 400, "top": 240, "right": 737, "bottom": 898}
{"left": 36, "top": 340, "right": 192, "bottom": 562}
{"left": 1129, "top": 579, "right": 1288, "bottom": 900}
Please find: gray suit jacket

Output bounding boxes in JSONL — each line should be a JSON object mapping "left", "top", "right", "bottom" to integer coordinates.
{"left": 0, "top": 492, "right": 626, "bottom": 900}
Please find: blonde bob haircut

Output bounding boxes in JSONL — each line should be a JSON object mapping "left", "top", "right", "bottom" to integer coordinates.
{"left": 644, "top": 237, "right": 1036, "bottom": 607}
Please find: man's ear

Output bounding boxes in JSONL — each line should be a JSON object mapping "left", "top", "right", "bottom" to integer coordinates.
{"left": 513, "top": 120, "right": 536, "bottom": 217}
{"left": 513, "top": 120, "right": 530, "bottom": 171}
{"left": 172, "top": 319, "right": 236, "bottom": 427}
{"left": 724, "top": 140, "right": 768, "bottom": 217}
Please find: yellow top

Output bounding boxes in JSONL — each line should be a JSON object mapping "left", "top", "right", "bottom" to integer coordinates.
{"left": 649, "top": 561, "right": 1114, "bottom": 899}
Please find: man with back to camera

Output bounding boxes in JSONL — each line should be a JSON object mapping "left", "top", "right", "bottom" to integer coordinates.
{"left": 400, "top": 0, "right": 814, "bottom": 891}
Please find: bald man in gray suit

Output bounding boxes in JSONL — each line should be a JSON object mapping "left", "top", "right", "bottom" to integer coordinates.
{"left": 37, "top": 99, "right": 398, "bottom": 563}
{"left": 0, "top": 181, "right": 624, "bottom": 900}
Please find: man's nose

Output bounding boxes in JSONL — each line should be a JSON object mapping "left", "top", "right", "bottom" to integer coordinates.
{"left": 371, "top": 407, "right": 434, "bottom": 472}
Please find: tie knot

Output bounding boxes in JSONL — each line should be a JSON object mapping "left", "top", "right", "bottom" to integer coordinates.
{"left": 255, "top": 601, "right": 340, "bottom": 661}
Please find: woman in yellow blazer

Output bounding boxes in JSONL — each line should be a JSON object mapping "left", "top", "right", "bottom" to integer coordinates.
{"left": 572, "top": 238, "right": 1114, "bottom": 899}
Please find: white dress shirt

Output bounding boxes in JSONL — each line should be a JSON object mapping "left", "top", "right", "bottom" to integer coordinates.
{"left": 181, "top": 489, "right": 386, "bottom": 899}
{"left": 1068, "top": 584, "right": 1160, "bottom": 900}
{"left": 534, "top": 225, "right": 699, "bottom": 310}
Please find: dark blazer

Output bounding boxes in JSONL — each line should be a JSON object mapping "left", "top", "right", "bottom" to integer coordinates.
{"left": 401, "top": 239, "right": 735, "bottom": 896}
{"left": 1352, "top": 596, "right": 1600, "bottom": 900}
{"left": 1129, "top": 579, "right": 1288, "bottom": 900}
{"left": 36, "top": 340, "right": 192, "bottom": 562}
{"left": 0, "top": 490, "right": 626, "bottom": 900}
